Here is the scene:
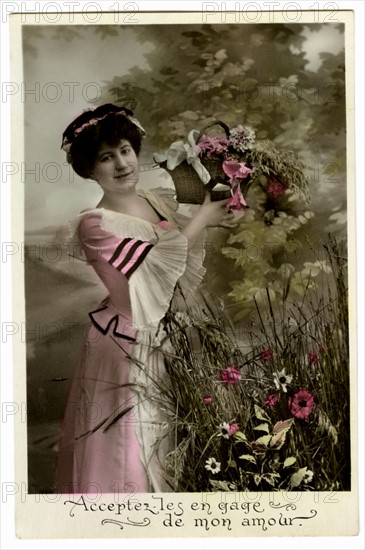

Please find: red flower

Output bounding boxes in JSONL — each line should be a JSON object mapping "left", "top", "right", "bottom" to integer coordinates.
{"left": 289, "top": 389, "right": 315, "bottom": 421}
{"left": 260, "top": 348, "right": 274, "bottom": 361}
{"left": 308, "top": 351, "right": 319, "bottom": 365}
{"left": 267, "top": 178, "right": 287, "bottom": 197}
{"left": 264, "top": 393, "right": 280, "bottom": 408}
{"left": 202, "top": 396, "right": 213, "bottom": 405}
{"left": 219, "top": 366, "right": 242, "bottom": 385}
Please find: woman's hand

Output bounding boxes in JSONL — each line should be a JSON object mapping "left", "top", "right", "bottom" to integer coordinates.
{"left": 197, "top": 192, "right": 242, "bottom": 229}
{"left": 180, "top": 192, "right": 244, "bottom": 251}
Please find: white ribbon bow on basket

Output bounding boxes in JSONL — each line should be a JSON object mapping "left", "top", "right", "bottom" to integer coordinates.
{"left": 157, "top": 129, "right": 211, "bottom": 184}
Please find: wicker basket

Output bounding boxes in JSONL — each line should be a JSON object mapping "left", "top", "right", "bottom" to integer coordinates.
{"left": 158, "top": 121, "right": 234, "bottom": 204}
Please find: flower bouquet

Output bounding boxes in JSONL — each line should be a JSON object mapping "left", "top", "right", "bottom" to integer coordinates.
{"left": 155, "top": 121, "right": 310, "bottom": 210}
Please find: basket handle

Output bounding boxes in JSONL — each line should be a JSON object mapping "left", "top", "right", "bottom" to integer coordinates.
{"left": 197, "top": 120, "right": 230, "bottom": 143}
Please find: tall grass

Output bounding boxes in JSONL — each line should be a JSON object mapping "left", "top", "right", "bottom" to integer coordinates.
{"left": 154, "top": 234, "right": 350, "bottom": 492}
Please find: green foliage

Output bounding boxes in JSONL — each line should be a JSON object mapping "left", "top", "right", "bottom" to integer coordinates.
{"left": 98, "top": 24, "right": 344, "bottom": 156}
{"left": 96, "top": 23, "right": 346, "bottom": 314}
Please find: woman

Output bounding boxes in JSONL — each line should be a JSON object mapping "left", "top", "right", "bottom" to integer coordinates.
{"left": 55, "top": 104, "right": 238, "bottom": 495}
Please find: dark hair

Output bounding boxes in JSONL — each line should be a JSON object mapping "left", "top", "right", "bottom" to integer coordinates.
{"left": 69, "top": 112, "right": 143, "bottom": 179}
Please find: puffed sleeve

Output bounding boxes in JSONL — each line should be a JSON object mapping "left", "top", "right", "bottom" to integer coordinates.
{"left": 142, "top": 187, "right": 207, "bottom": 295}
{"left": 77, "top": 212, "right": 189, "bottom": 330}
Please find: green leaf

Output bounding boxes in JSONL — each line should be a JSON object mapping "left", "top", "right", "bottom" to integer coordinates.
{"left": 254, "top": 404, "right": 271, "bottom": 423}
{"left": 271, "top": 429, "right": 292, "bottom": 448}
{"left": 283, "top": 456, "right": 297, "bottom": 469}
{"left": 262, "top": 473, "right": 280, "bottom": 486}
{"left": 272, "top": 418, "right": 294, "bottom": 434}
{"left": 290, "top": 467, "right": 308, "bottom": 489}
{"left": 159, "top": 66, "right": 178, "bottom": 76}
{"left": 239, "top": 454, "right": 256, "bottom": 464}
{"left": 255, "top": 434, "right": 272, "bottom": 446}
{"left": 253, "top": 423, "right": 270, "bottom": 433}
{"left": 233, "top": 431, "right": 247, "bottom": 442}
{"left": 247, "top": 113, "right": 263, "bottom": 125}
{"left": 254, "top": 474, "right": 261, "bottom": 486}
{"left": 209, "top": 480, "right": 237, "bottom": 491}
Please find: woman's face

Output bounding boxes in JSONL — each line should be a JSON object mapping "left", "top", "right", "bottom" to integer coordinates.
{"left": 90, "top": 139, "right": 139, "bottom": 193}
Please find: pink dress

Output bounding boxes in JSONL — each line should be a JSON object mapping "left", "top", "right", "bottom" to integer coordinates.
{"left": 55, "top": 187, "right": 206, "bottom": 494}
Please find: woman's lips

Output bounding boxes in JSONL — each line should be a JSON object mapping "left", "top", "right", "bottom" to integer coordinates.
{"left": 114, "top": 172, "right": 132, "bottom": 179}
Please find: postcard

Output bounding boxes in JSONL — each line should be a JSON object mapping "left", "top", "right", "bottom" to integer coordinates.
{"left": 4, "top": 4, "right": 360, "bottom": 542}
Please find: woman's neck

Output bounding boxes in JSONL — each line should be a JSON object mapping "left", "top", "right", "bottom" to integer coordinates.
{"left": 96, "top": 189, "right": 163, "bottom": 224}
{"left": 96, "top": 188, "right": 140, "bottom": 214}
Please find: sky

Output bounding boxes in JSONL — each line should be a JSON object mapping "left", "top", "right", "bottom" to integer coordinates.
{"left": 22, "top": 23, "right": 344, "bottom": 232}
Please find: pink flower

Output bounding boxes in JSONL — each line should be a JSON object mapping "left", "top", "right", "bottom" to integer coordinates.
{"left": 158, "top": 220, "right": 172, "bottom": 230}
{"left": 260, "top": 348, "right": 274, "bottom": 362}
{"left": 289, "top": 389, "right": 315, "bottom": 421}
{"left": 198, "top": 135, "right": 229, "bottom": 157}
{"left": 264, "top": 393, "right": 280, "bottom": 408}
{"left": 267, "top": 178, "right": 287, "bottom": 197}
{"left": 202, "top": 396, "right": 213, "bottom": 405}
{"left": 223, "top": 159, "right": 254, "bottom": 180}
{"left": 219, "top": 365, "right": 242, "bottom": 385}
{"left": 228, "top": 422, "right": 240, "bottom": 435}
{"left": 308, "top": 351, "right": 319, "bottom": 365}
{"left": 226, "top": 187, "right": 247, "bottom": 211}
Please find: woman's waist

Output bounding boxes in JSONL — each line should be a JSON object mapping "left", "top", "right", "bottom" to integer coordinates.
{"left": 89, "top": 296, "right": 137, "bottom": 341}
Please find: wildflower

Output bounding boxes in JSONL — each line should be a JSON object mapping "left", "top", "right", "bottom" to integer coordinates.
{"left": 267, "top": 178, "right": 287, "bottom": 197}
{"left": 202, "top": 396, "right": 213, "bottom": 405}
{"left": 273, "top": 369, "right": 293, "bottom": 393}
{"left": 219, "top": 365, "right": 242, "bottom": 385}
{"left": 260, "top": 348, "right": 274, "bottom": 362}
{"left": 289, "top": 389, "right": 315, "bottom": 421}
{"left": 308, "top": 351, "right": 319, "bottom": 365}
{"left": 217, "top": 422, "right": 240, "bottom": 438}
{"left": 228, "top": 422, "right": 240, "bottom": 436}
{"left": 205, "top": 457, "right": 221, "bottom": 474}
{"left": 217, "top": 422, "right": 231, "bottom": 439}
{"left": 229, "top": 125, "right": 256, "bottom": 151}
{"left": 264, "top": 393, "right": 280, "bottom": 408}
{"left": 303, "top": 469, "right": 314, "bottom": 484}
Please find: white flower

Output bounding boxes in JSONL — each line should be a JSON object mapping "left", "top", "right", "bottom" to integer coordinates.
{"left": 205, "top": 457, "right": 221, "bottom": 474}
{"left": 273, "top": 369, "right": 293, "bottom": 393}
{"left": 174, "top": 312, "right": 191, "bottom": 326}
{"left": 217, "top": 422, "right": 230, "bottom": 439}
{"left": 303, "top": 468, "right": 314, "bottom": 484}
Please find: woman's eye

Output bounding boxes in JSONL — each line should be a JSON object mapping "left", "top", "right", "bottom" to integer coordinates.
{"left": 121, "top": 148, "right": 131, "bottom": 154}
{"left": 101, "top": 155, "right": 111, "bottom": 162}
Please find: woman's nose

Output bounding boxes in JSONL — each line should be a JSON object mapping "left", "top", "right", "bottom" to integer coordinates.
{"left": 115, "top": 152, "right": 128, "bottom": 170}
